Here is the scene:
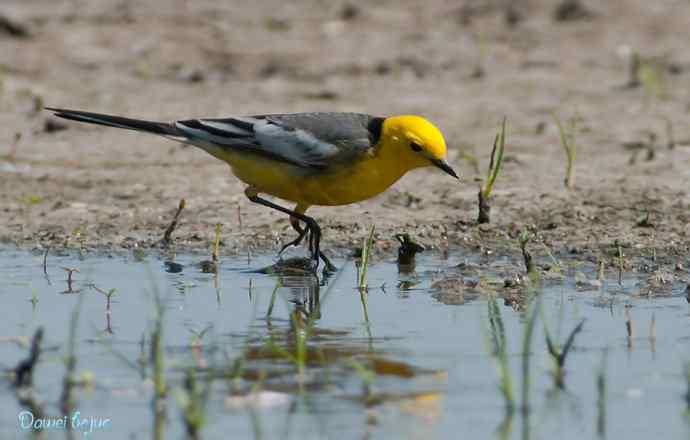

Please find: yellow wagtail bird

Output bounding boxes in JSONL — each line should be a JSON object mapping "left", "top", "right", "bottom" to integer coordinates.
{"left": 46, "top": 108, "right": 459, "bottom": 271}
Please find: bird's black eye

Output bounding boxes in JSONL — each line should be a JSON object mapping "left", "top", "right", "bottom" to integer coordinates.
{"left": 410, "top": 142, "right": 423, "bottom": 152}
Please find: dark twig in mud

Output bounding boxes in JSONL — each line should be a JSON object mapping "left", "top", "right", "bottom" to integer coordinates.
{"left": 212, "top": 223, "right": 221, "bottom": 263}
{"left": 162, "top": 199, "right": 186, "bottom": 246}
{"left": 553, "top": 0, "right": 594, "bottom": 22}
{"left": 14, "top": 327, "right": 43, "bottom": 388}
{"left": 0, "top": 13, "right": 31, "bottom": 38}
{"left": 200, "top": 223, "right": 222, "bottom": 273}
{"left": 478, "top": 118, "right": 506, "bottom": 224}
{"left": 61, "top": 267, "right": 80, "bottom": 293}
{"left": 518, "top": 231, "right": 537, "bottom": 278}
{"left": 626, "top": 51, "right": 641, "bottom": 88}
{"left": 664, "top": 117, "right": 675, "bottom": 149}
{"left": 13, "top": 328, "right": 46, "bottom": 426}
{"left": 543, "top": 317, "right": 586, "bottom": 389}
{"left": 554, "top": 115, "right": 577, "bottom": 189}
{"left": 395, "top": 233, "right": 424, "bottom": 270}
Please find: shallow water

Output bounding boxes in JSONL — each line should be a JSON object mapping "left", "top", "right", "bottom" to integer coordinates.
{"left": 1, "top": 247, "right": 689, "bottom": 440}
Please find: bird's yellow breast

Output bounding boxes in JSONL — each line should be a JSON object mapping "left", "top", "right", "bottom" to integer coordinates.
{"left": 217, "top": 149, "right": 410, "bottom": 206}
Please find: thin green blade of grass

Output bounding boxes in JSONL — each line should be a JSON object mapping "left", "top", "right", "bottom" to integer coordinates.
{"left": 554, "top": 115, "right": 576, "bottom": 190}
{"left": 265, "top": 279, "right": 282, "bottom": 318}
{"left": 486, "top": 295, "right": 515, "bottom": 414}
{"left": 521, "top": 297, "right": 539, "bottom": 415}
{"left": 358, "top": 225, "right": 376, "bottom": 290}
{"left": 483, "top": 117, "right": 506, "bottom": 199}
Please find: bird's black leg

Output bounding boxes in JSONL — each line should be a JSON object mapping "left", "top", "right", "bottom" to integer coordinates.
{"left": 278, "top": 216, "right": 308, "bottom": 258}
{"left": 246, "top": 193, "right": 336, "bottom": 272}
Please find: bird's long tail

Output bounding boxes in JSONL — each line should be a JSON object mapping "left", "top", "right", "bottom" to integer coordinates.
{"left": 45, "top": 107, "right": 179, "bottom": 137}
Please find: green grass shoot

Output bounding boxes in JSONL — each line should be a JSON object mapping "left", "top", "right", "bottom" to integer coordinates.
{"left": 478, "top": 118, "right": 506, "bottom": 224}
{"left": 358, "top": 225, "right": 375, "bottom": 290}
{"left": 521, "top": 299, "right": 539, "bottom": 415}
{"left": 554, "top": 115, "right": 576, "bottom": 190}
{"left": 542, "top": 313, "right": 586, "bottom": 389}
{"left": 482, "top": 117, "right": 506, "bottom": 200}
{"left": 265, "top": 279, "right": 282, "bottom": 318}
{"left": 487, "top": 295, "right": 515, "bottom": 414}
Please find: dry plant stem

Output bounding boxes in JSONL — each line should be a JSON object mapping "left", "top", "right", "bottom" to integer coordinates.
{"left": 212, "top": 223, "right": 221, "bottom": 263}
{"left": 625, "top": 308, "right": 633, "bottom": 349}
{"left": 519, "top": 233, "right": 536, "bottom": 276}
{"left": 162, "top": 199, "right": 186, "bottom": 245}
{"left": 649, "top": 313, "right": 656, "bottom": 353}
{"left": 617, "top": 243, "right": 624, "bottom": 286}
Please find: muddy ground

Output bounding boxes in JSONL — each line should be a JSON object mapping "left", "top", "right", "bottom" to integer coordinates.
{"left": 1, "top": 0, "right": 689, "bottom": 264}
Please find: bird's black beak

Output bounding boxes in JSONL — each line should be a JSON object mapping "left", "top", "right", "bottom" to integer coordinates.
{"left": 431, "top": 158, "right": 459, "bottom": 179}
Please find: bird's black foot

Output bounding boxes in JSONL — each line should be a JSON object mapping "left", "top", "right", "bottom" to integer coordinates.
{"left": 277, "top": 228, "right": 308, "bottom": 258}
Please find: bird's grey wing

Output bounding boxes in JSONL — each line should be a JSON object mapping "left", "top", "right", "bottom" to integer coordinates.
{"left": 174, "top": 113, "right": 384, "bottom": 169}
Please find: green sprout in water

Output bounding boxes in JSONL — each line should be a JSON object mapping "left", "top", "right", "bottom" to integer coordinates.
{"left": 554, "top": 115, "right": 577, "bottom": 190}
{"left": 542, "top": 315, "right": 586, "bottom": 389}
{"left": 478, "top": 118, "right": 506, "bottom": 224}
{"left": 520, "top": 299, "right": 539, "bottom": 417}
{"left": 358, "top": 225, "right": 376, "bottom": 291}
{"left": 60, "top": 294, "right": 84, "bottom": 434}
{"left": 176, "top": 369, "right": 211, "bottom": 440}
{"left": 29, "top": 288, "right": 38, "bottom": 309}
{"left": 487, "top": 295, "right": 515, "bottom": 414}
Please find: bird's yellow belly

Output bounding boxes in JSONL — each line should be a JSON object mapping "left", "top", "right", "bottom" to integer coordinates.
{"left": 221, "top": 152, "right": 407, "bottom": 206}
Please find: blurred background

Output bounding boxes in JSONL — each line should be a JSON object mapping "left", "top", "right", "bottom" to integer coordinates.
{"left": 1, "top": 0, "right": 688, "bottom": 248}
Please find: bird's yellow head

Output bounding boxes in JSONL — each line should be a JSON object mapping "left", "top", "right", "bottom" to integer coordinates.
{"left": 381, "top": 115, "right": 458, "bottom": 179}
